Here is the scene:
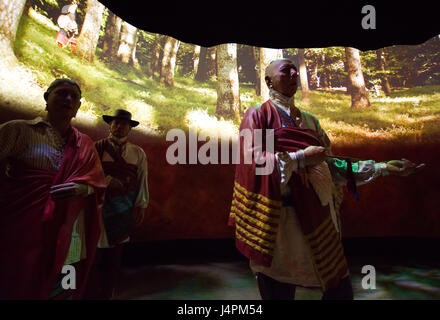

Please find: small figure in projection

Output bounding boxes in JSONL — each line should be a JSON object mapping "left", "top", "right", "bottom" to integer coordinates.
{"left": 56, "top": 2, "right": 79, "bottom": 52}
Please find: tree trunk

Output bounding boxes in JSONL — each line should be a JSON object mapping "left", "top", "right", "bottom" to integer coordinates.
{"left": 298, "top": 48, "right": 310, "bottom": 106}
{"left": 149, "top": 34, "right": 161, "bottom": 77}
{"left": 75, "top": 0, "right": 105, "bottom": 62}
{"left": 310, "top": 63, "right": 319, "bottom": 89}
{"left": 376, "top": 48, "right": 392, "bottom": 96}
{"left": 0, "top": 0, "right": 26, "bottom": 67}
{"left": 258, "top": 48, "right": 283, "bottom": 102}
{"left": 216, "top": 43, "right": 241, "bottom": 121}
{"left": 320, "top": 54, "right": 330, "bottom": 88}
{"left": 117, "top": 21, "right": 138, "bottom": 66}
{"left": 253, "top": 47, "right": 261, "bottom": 95}
{"left": 23, "top": 0, "right": 32, "bottom": 16}
{"left": 195, "top": 46, "right": 209, "bottom": 81}
{"left": 102, "top": 10, "right": 121, "bottom": 62}
{"left": 207, "top": 46, "right": 217, "bottom": 79}
{"left": 193, "top": 45, "right": 201, "bottom": 75}
{"left": 345, "top": 47, "right": 370, "bottom": 109}
{"left": 130, "top": 35, "right": 139, "bottom": 68}
{"left": 160, "top": 36, "right": 180, "bottom": 87}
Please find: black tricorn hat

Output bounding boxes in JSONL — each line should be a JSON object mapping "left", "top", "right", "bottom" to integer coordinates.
{"left": 102, "top": 109, "right": 139, "bottom": 127}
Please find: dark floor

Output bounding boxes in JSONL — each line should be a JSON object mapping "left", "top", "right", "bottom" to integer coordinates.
{"left": 114, "top": 238, "right": 440, "bottom": 300}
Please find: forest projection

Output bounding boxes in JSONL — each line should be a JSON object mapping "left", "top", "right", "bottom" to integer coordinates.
{"left": 1, "top": 0, "right": 440, "bottom": 146}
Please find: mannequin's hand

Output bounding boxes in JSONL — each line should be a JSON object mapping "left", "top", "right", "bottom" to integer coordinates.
{"left": 50, "top": 182, "right": 89, "bottom": 199}
{"left": 386, "top": 159, "right": 425, "bottom": 176}
{"left": 304, "top": 146, "right": 327, "bottom": 166}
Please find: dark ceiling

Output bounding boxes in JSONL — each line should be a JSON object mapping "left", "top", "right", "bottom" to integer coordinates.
{"left": 98, "top": 0, "right": 440, "bottom": 51}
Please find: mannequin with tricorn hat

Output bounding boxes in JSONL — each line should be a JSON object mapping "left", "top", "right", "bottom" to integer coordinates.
{"left": 102, "top": 109, "right": 140, "bottom": 127}
{"left": 84, "top": 109, "right": 149, "bottom": 299}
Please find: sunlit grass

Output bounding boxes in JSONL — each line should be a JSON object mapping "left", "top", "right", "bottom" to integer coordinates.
{"left": 185, "top": 109, "right": 239, "bottom": 140}
{"left": 27, "top": 6, "right": 59, "bottom": 32}
{"left": 121, "top": 99, "right": 159, "bottom": 135}
{"left": 296, "top": 88, "right": 440, "bottom": 145}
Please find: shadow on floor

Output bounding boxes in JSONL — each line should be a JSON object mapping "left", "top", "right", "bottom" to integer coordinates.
{"left": 114, "top": 237, "right": 440, "bottom": 300}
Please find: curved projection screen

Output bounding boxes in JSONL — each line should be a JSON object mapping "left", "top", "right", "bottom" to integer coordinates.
{"left": 0, "top": 0, "right": 439, "bottom": 241}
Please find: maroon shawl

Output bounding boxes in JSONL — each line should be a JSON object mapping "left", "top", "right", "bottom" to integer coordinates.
{"left": 0, "top": 127, "right": 106, "bottom": 299}
{"left": 228, "top": 100, "right": 348, "bottom": 291}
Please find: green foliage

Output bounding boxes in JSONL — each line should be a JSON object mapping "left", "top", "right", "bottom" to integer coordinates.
{"left": 13, "top": 12, "right": 216, "bottom": 134}
{"left": 11, "top": 9, "right": 440, "bottom": 145}
{"left": 237, "top": 44, "right": 257, "bottom": 84}
{"left": 283, "top": 40, "right": 440, "bottom": 91}
{"left": 135, "top": 30, "right": 157, "bottom": 66}
{"left": 359, "top": 50, "right": 382, "bottom": 87}
{"left": 36, "top": 0, "right": 59, "bottom": 8}
{"left": 96, "top": 7, "right": 109, "bottom": 50}
{"left": 357, "top": 38, "right": 440, "bottom": 89}
{"left": 28, "top": 0, "right": 87, "bottom": 29}
{"left": 176, "top": 42, "right": 196, "bottom": 76}
{"left": 297, "top": 85, "right": 440, "bottom": 145}
{"left": 284, "top": 47, "right": 347, "bottom": 89}
{"left": 384, "top": 38, "right": 440, "bottom": 87}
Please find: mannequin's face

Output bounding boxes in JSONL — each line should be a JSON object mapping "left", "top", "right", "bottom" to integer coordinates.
{"left": 110, "top": 119, "right": 131, "bottom": 138}
{"left": 45, "top": 83, "right": 81, "bottom": 121}
{"left": 265, "top": 60, "right": 299, "bottom": 97}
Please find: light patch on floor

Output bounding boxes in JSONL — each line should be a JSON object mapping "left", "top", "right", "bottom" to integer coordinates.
{"left": 114, "top": 259, "right": 440, "bottom": 300}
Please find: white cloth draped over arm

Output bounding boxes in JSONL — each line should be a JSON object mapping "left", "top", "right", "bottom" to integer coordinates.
{"left": 275, "top": 151, "right": 299, "bottom": 193}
